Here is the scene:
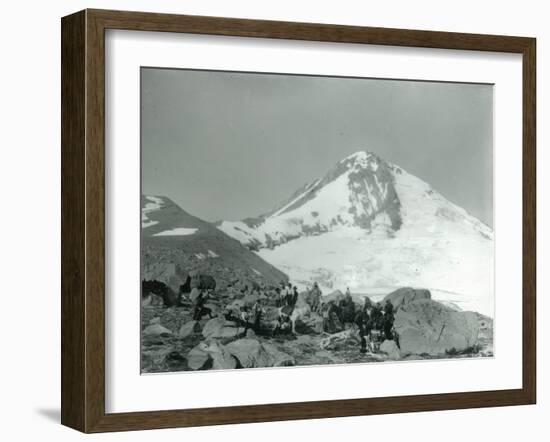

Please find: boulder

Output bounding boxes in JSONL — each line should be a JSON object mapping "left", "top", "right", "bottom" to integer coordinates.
{"left": 164, "top": 351, "right": 188, "bottom": 371}
{"left": 187, "top": 344, "right": 212, "bottom": 370}
{"left": 294, "top": 313, "right": 324, "bottom": 335}
{"left": 261, "top": 342, "right": 295, "bottom": 367}
{"left": 202, "top": 317, "right": 244, "bottom": 340}
{"left": 141, "top": 347, "right": 173, "bottom": 368}
{"left": 201, "top": 317, "right": 225, "bottom": 337}
{"left": 142, "top": 323, "right": 172, "bottom": 337}
{"left": 323, "top": 290, "right": 344, "bottom": 304}
{"left": 178, "top": 320, "right": 202, "bottom": 338}
{"left": 382, "top": 287, "right": 431, "bottom": 311}
{"left": 225, "top": 339, "right": 294, "bottom": 368}
{"left": 225, "top": 339, "right": 271, "bottom": 368}
{"left": 204, "top": 341, "right": 238, "bottom": 370}
{"left": 394, "top": 299, "right": 480, "bottom": 356}
{"left": 379, "top": 339, "right": 401, "bottom": 360}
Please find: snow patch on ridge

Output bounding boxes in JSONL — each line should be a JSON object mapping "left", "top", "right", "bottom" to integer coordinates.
{"left": 153, "top": 227, "right": 198, "bottom": 236}
{"left": 142, "top": 196, "right": 164, "bottom": 228}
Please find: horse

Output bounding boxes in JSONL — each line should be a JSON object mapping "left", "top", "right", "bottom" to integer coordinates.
{"left": 142, "top": 279, "right": 179, "bottom": 307}
{"left": 179, "top": 274, "right": 216, "bottom": 294}
{"left": 277, "top": 296, "right": 311, "bottom": 334}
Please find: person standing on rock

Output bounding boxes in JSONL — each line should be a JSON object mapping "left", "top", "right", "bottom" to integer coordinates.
{"left": 252, "top": 300, "right": 263, "bottom": 333}
{"left": 383, "top": 299, "right": 395, "bottom": 340}
{"left": 291, "top": 286, "right": 299, "bottom": 307}
{"left": 310, "top": 282, "right": 322, "bottom": 313}
{"left": 355, "top": 308, "right": 373, "bottom": 353}
{"left": 362, "top": 296, "right": 373, "bottom": 313}
{"left": 280, "top": 283, "right": 289, "bottom": 307}
{"left": 285, "top": 283, "right": 294, "bottom": 306}
{"left": 340, "top": 288, "right": 356, "bottom": 326}
{"left": 240, "top": 306, "right": 251, "bottom": 334}
{"left": 371, "top": 302, "right": 384, "bottom": 330}
{"left": 192, "top": 289, "right": 208, "bottom": 320}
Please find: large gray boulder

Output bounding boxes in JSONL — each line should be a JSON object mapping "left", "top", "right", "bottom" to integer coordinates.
{"left": 382, "top": 287, "right": 431, "bottom": 311}
{"left": 202, "top": 317, "right": 244, "bottom": 340}
{"left": 379, "top": 339, "right": 401, "bottom": 360}
{"left": 204, "top": 341, "right": 238, "bottom": 370}
{"left": 178, "top": 320, "right": 202, "bottom": 338}
{"left": 187, "top": 344, "right": 212, "bottom": 370}
{"left": 225, "top": 339, "right": 294, "bottom": 368}
{"left": 394, "top": 299, "right": 480, "bottom": 356}
{"left": 142, "top": 322, "right": 172, "bottom": 337}
{"left": 225, "top": 339, "right": 270, "bottom": 368}
{"left": 261, "top": 342, "right": 295, "bottom": 367}
{"left": 294, "top": 313, "right": 324, "bottom": 335}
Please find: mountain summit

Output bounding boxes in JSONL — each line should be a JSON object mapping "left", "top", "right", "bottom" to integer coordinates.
{"left": 218, "top": 150, "right": 490, "bottom": 248}
{"left": 218, "top": 151, "right": 494, "bottom": 316}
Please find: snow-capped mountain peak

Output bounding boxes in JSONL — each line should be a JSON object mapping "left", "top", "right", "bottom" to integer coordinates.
{"left": 217, "top": 151, "right": 494, "bottom": 316}
{"left": 218, "top": 150, "right": 404, "bottom": 248}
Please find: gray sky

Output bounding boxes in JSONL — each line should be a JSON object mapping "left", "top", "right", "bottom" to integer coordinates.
{"left": 141, "top": 68, "right": 493, "bottom": 227}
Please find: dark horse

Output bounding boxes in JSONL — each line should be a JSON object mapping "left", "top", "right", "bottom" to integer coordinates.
{"left": 142, "top": 279, "right": 179, "bottom": 307}
{"left": 179, "top": 274, "right": 216, "bottom": 294}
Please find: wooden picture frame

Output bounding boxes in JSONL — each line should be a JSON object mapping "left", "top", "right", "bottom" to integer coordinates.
{"left": 61, "top": 8, "right": 536, "bottom": 433}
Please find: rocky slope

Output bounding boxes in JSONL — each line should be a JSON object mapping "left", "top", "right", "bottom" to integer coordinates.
{"left": 141, "top": 195, "right": 288, "bottom": 292}
{"left": 141, "top": 286, "right": 493, "bottom": 374}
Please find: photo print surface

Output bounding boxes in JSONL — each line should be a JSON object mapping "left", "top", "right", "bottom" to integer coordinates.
{"left": 140, "top": 67, "right": 494, "bottom": 373}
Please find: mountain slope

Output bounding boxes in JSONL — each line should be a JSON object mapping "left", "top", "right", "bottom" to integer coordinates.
{"left": 217, "top": 151, "right": 494, "bottom": 316}
{"left": 141, "top": 195, "right": 288, "bottom": 289}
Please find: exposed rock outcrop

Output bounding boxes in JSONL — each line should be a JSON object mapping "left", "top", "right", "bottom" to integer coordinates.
{"left": 394, "top": 299, "right": 480, "bottom": 356}
{"left": 382, "top": 287, "right": 431, "bottom": 311}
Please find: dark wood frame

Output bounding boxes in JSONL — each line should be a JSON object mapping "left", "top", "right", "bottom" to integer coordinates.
{"left": 61, "top": 8, "right": 536, "bottom": 433}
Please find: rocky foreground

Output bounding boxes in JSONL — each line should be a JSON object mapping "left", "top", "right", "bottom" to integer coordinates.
{"left": 141, "top": 287, "right": 493, "bottom": 373}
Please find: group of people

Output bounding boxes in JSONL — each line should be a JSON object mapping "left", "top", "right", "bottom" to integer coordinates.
{"left": 229, "top": 300, "right": 264, "bottom": 334}
{"left": 189, "top": 277, "right": 397, "bottom": 354}
{"left": 272, "top": 282, "right": 301, "bottom": 336}
{"left": 274, "top": 282, "right": 300, "bottom": 309}
{"left": 354, "top": 297, "right": 396, "bottom": 353}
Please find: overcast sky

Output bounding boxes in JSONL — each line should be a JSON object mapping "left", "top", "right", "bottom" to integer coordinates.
{"left": 141, "top": 68, "right": 493, "bottom": 227}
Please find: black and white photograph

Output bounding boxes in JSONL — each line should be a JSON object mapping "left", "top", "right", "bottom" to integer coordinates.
{"left": 140, "top": 68, "right": 494, "bottom": 373}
